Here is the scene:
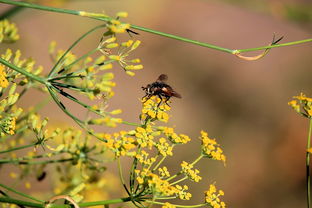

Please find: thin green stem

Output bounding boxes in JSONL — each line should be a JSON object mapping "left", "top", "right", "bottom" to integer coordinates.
{"left": 48, "top": 24, "right": 105, "bottom": 78}
{"left": 0, "top": 196, "right": 132, "bottom": 208}
{"left": 191, "top": 155, "right": 204, "bottom": 166}
{"left": 0, "top": 157, "right": 74, "bottom": 165}
{"left": 0, "top": 58, "right": 46, "bottom": 84}
{"left": 61, "top": 47, "right": 100, "bottom": 72}
{"left": 236, "top": 38, "right": 312, "bottom": 53}
{"left": 79, "top": 197, "right": 132, "bottom": 207}
{"left": 145, "top": 200, "right": 207, "bottom": 208}
{"left": 0, "top": 197, "right": 46, "bottom": 208}
{"left": 0, "top": 0, "right": 310, "bottom": 54}
{"left": 152, "top": 155, "right": 166, "bottom": 172}
{"left": 0, "top": 5, "right": 24, "bottom": 20}
{"left": 170, "top": 176, "right": 188, "bottom": 186}
{"left": 0, "top": 184, "right": 44, "bottom": 203}
{"left": 0, "top": 143, "right": 36, "bottom": 154}
{"left": 117, "top": 158, "right": 128, "bottom": 194}
{"left": 129, "top": 24, "right": 232, "bottom": 53}
{"left": 307, "top": 119, "right": 312, "bottom": 208}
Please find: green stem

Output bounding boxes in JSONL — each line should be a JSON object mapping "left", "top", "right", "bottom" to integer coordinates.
{"left": 170, "top": 176, "right": 187, "bottom": 186}
{"left": 0, "top": 197, "right": 47, "bottom": 208}
{"left": 146, "top": 200, "right": 206, "bottom": 208}
{"left": 236, "top": 38, "right": 312, "bottom": 53}
{"left": 307, "top": 119, "right": 312, "bottom": 208}
{"left": 0, "top": 0, "right": 310, "bottom": 54}
{"left": 191, "top": 155, "right": 204, "bottom": 166}
{"left": 117, "top": 158, "right": 128, "bottom": 194}
{"left": 0, "top": 58, "right": 46, "bottom": 84}
{"left": 152, "top": 155, "right": 166, "bottom": 172}
{"left": 129, "top": 24, "right": 232, "bottom": 53}
{"left": 0, "top": 184, "right": 44, "bottom": 203}
{"left": 48, "top": 24, "right": 105, "bottom": 78}
{"left": 0, "top": 157, "right": 74, "bottom": 165}
{"left": 0, "top": 143, "right": 36, "bottom": 154}
{"left": 61, "top": 47, "right": 100, "bottom": 72}
{"left": 0, "top": 5, "right": 24, "bottom": 20}
{"left": 0, "top": 196, "right": 132, "bottom": 208}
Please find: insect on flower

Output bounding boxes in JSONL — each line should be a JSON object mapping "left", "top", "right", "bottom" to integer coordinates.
{"left": 142, "top": 74, "right": 182, "bottom": 107}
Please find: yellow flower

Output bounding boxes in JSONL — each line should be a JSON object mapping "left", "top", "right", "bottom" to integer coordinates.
{"left": 162, "top": 202, "right": 176, "bottom": 208}
{"left": 290, "top": 93, "right": 312, "bottom": 118}
{"left": 0, "top": 65, "right": 9, "bottom": 88}
{"left": 200, "top": 131, "right": 226, "bottom": 165}
{"left": 1, "top": 116, "right": 16, "bottom": 135}
{"left": 158, "top": 166, "right": 170, "bottom": 178}
{"left": 204, "top": 184, "right": 226, "bottom": 208}
{"left": 180, "top": 161, "right": 202, "bottom": 182}
{"left": 0, "top": 19, "right": 19, "bottom": 43}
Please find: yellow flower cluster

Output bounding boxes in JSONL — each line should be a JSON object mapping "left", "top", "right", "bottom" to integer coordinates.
{"left": 200, "top": 131, "right": 226, "bottom": 164}
{"left": 0, "top": 64, "right": 9, "bottom": 88}
{"left": 162, "top": 202, "right": 176, "bottom": 208}
{"left": 104, "top": 131, "right": 137, "bottom": 157}
{"left": 204, "top": 184, "right": 226, "bottom": 208}
{"left": 136, "top": 150, "right": 156, "bottom": 166}
{"left": 160, "top": 127, "right": 191, "bottom": 144}
{"left": 106, "top": 12, "right": 130, "bottom": 34}
{"left": 288, "top": 93, "right": 312, "bottom": 118}
{"left": 158, "top": 166, "right": 170, "bottom": 178}
{"left": 176, "top": 185, "right": 192, "bottom": 200}
{"left": 180, "top": 161, "right": 202, "bottom": 182}
{"left": 141, "top": 96, "right": 170, "bottom": 122}
{"left": 0, "top": 19, "right": 19, "bottom": 43}
{"left": 1, "top": 116, "right": 16, "bottom": 135}
{"left": 1, "top": 49, "right": 43, "bottom": 85}
{"left": 155, "top": 137, "right": 173, "bottom": 157}
{"left": 0, "top": 84, "right": 22, "bottom": 137}
{"left": 133, "top": 126, "right": 154, "bottom": 149}
{"left": 145, "top": 172, "right": 178, "bottom": 197}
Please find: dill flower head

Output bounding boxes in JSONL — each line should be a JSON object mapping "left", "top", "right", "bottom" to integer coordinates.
{"left": 1, "top": 116, "right": 16, "bottom": 135}
{"left": 0, "top": 19, "right": 19, "bottom": 43}
{"left": 204, "top": 184, "right": 226, "bottom": 208}
{"left": 0, "top": 64, "right": 9, "bottom": 88}
{"left": 141, "top": 96, "right": 170, "bottom": 123}
{"left": 200, "top": 131, "right": 226, "bottom": 164}
{"left": 289, "top": 93, "right": 312, "bottom": 118}
{"left": 180, "top": 161, "right": 202, "bottom": 182}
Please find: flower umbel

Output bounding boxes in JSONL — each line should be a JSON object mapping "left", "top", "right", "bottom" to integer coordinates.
{"left": 200, "top": 131, "right": 226, "bottom": 164}
{"left": 289, "top": 93, "right": 312, "bottom": 118}
{"left": 204, "top": 184, "right": 226, "bottom": 208}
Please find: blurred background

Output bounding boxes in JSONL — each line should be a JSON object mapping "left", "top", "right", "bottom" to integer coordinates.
{"left": 1, "top": 0, "right": 312, "bottom": 207}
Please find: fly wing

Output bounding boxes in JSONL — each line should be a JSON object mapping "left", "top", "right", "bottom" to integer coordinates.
{"left": 157, "top": 74, "right": 168, "bottom": 82}
{"left": 172, "top": 91, "right": 182, "bottom": 98}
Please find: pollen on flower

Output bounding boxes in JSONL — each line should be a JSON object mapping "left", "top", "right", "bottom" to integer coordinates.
{"left": 180, "top": 161, "right": 202, "bottom": 182}
{"left": 158, "top": 166, "right": 170, "bottom": 178}
{"left": 176, "top": 185, "right": 192, "bottom": 200}
{"left": 200, "top": 131, "right": 226, "bottom": 165}
{"left": 0, "top": 19, "right": 20, "bottom": 43}
{"left": 289, "top": 93, "right": 312, "bottom": 118}
{"left": 162, "top": 202, "right": 176, "bottom": 208}
{"left": 0, "top": 64, "right": 9, "bottom": 88}
{"left": 1, "top": 116, "right": 16, "bottom": 135}
{"left": 204, "top": 184, "right": 226, "bottom": 208}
